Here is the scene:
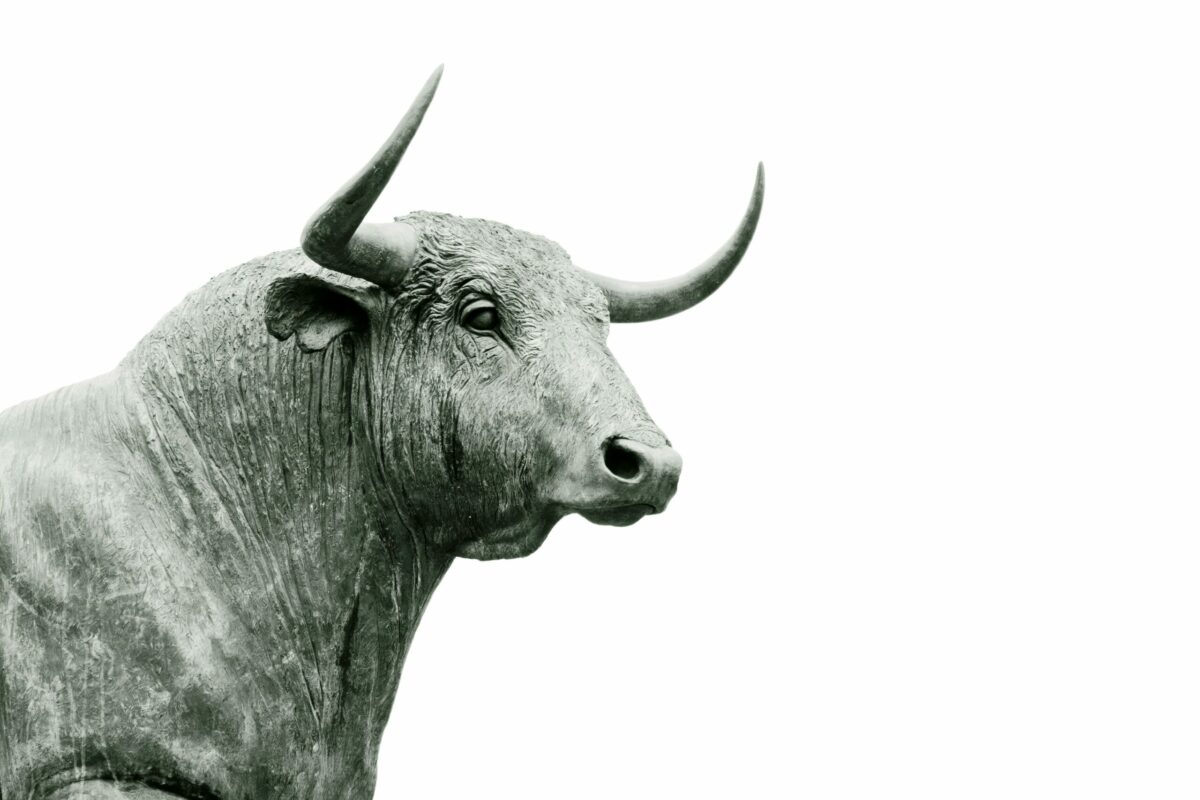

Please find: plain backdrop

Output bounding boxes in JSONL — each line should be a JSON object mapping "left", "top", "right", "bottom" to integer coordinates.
{"left": 1, "top": 2, "right": 1198, "bottom": 798}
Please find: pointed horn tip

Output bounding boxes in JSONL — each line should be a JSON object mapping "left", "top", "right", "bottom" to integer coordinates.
{"left": 743, "top": 162, "right": 766, "bottom": 226}
{"left": 400, "top": 65, "right": 444, "bottom": 114}
{"left": 425, "top": 64, "right": 445, "bottom": 92}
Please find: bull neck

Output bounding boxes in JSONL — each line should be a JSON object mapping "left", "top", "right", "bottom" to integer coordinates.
{"left": 112, "top": 256, "right": 456, "bottom": 797}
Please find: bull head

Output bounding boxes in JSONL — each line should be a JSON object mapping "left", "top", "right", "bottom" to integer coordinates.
{"left": 267, "top": 66, "right": 764, "bottom": 560}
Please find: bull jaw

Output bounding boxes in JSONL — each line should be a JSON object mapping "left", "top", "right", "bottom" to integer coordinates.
{"left": 454, "top": 512, "right": 559, "bottom": 561}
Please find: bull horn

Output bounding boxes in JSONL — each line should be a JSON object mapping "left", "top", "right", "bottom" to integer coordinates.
{"left": 584, "top": 163, "right": 765, "bottom": 323}
{"left": 300, "top": 65, "right": 443, "bottom": 290}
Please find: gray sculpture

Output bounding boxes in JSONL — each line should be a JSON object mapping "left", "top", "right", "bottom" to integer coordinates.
{"left": 0, "top": 67, "right": 763, "bottom": 800}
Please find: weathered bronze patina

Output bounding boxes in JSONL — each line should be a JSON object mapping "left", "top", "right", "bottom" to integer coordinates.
{"left": 0, "top": 68, "right": 763, "bottom": 800}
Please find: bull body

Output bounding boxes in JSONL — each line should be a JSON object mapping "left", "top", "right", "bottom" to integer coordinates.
{"left": 0, "top": 68, "right": 762, "bottom": 800}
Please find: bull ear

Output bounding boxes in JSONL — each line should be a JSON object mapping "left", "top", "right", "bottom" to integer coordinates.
{"left": 264, "top": 275, "right": 374, "bottom": 352}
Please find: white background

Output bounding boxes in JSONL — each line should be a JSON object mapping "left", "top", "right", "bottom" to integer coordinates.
{"left": 2, "top": 2, "right": 1198, "bottom": 798}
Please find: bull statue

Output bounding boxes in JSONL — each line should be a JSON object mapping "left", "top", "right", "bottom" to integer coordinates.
{"left": 0, "top": 67, "right": 763, "bottom": 800}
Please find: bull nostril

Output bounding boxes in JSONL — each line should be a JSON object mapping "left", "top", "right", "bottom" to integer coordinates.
{"left": 603, "top": 439, "right": 643, "bottom": 481}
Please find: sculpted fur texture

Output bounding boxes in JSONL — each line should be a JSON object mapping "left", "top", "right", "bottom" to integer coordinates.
{"left": 0, "top": 67, "right": 763, "bottom": 800}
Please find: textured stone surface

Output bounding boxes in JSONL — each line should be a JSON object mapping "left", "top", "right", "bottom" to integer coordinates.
{"left": 0, "top": 71, "right": 761, "bottom": 800}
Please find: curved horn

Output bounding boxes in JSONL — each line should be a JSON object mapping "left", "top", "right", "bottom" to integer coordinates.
{"left": 584, "top": 163, "right": 765, "bottom": 323}
{"left": 301, "top": 66, "right": 443, "bottom": 290}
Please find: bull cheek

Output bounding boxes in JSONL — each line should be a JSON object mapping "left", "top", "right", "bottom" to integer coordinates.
{"left": 433, "top": 409, "right": 551, "bottom": 541}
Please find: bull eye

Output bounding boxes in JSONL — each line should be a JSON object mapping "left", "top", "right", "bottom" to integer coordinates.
{"left": 461, "top": 300, "right": 500, "bottom": 333}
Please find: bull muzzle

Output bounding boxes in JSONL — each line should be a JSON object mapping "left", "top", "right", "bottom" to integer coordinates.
{"left": 576, "top": 438, "right": 683, "bottom": 527}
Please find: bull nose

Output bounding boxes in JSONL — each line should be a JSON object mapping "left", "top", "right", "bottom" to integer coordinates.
{"left": 600, "top": 438, "right": 683, "bottom": 511}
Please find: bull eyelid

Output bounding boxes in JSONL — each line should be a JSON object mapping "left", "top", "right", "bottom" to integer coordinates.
{"left": 459, "top": 297, "right": 501, "bottom": 334}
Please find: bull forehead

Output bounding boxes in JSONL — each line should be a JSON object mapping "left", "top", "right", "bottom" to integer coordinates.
{"left": 399, "top": 211, "right": 608, "bottom": 320}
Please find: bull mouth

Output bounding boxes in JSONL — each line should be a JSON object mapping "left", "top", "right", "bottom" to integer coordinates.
{"left": 578, "top": 503, "right": 657, "bottom": 527}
